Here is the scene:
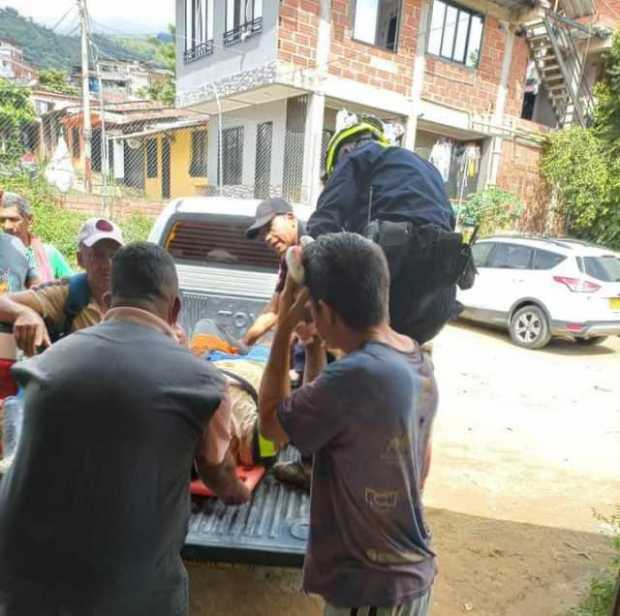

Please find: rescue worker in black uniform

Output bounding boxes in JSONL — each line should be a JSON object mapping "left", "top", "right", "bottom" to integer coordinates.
{"left": 307, "top": 116, "right": 472, "bottom": 344}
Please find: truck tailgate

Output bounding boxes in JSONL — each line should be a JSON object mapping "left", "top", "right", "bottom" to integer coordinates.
{"left": 183, "top": 448, "right": 309, "bottom": 567}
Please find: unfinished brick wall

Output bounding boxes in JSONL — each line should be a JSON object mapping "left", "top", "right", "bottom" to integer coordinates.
{"left": 58, "top": 195, "right": 165, "bottom": 219}
{"left": 504, "top": 34, "right": 529, "bottom": 119}
{"left": 327, "top": 0, "right": 419, "bottom": 95}
{"left": 422, "top": 16, "right": 507, "bottom": 115}
{"left": 277, "top": 0, "right": 320, "bottom": 69}
{"left": 496, "top": 140, "right": 554, "bottom": 233}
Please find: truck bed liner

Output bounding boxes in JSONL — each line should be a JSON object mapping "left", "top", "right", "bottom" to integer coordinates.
{"left": 183, "top": 448, "right": 309, "bottom": 567}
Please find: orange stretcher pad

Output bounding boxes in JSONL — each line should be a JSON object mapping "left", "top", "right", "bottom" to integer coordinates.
{"left": 190, "top": 465, "right": 266, "bottom": 498}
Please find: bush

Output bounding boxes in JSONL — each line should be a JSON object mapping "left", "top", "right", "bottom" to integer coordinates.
{"left": 456, "top": 186, "right": 525, "bottom": 236}
{"left": 569, "top": 508, "right": 620, "bottom": 616}
{"left": 1, "top": 170, "right": 156, "bottom": 266}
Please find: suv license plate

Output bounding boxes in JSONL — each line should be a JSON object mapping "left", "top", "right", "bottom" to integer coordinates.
{"left": 610, "top": 298, "right": 620, "bottom": 311}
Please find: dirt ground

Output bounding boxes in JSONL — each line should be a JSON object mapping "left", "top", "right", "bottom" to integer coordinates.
{"left": 188, "top": 322, "right": 620, "bottom": 616}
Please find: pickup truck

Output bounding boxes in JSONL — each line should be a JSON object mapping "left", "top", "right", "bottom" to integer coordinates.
{"left": 149, "top": 196, "right": 314, "bottom": 567}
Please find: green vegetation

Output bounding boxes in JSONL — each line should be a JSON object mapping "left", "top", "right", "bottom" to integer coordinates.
{"left": 135, "top": 26, "right": 176, "bottom": 106}
{"left": 38, "top": 69, "right": 79, "bottom": 96}
{"left": 0, "top": 7, "right": 159, "bottom": 71}
{"left": 0, "top": 79, "right": 36, "bottom": 166}
{"left": 457, "top": 186, "right": 525, "bottom": 236}
{"left": 541, "top": 29, "right": 620, "bottom": 250}
{"left": 0, "top": 169, "right": 154, "bottom": 265}
{"left": 569, "top": 508, "right": 620, "bottom": 616}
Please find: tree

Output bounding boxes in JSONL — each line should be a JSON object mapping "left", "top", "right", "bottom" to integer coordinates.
{"left": 136, "top": 25, "right": 176, "bottom": 106}
{"left": 0, "top": 79, "right": 36, "bottom": 166}
{"left": 38, "top": 69, "right": 79, "bottom": 96}
{"left": 540, "top": 29, "right": 620, "bottom": 250}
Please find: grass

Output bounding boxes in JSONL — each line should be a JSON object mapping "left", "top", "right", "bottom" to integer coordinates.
{"left": 569, "top": 508, "right": 620, "bottom": 616}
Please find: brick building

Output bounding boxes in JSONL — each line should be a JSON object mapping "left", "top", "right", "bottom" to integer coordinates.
{"left": 174, "top": 0, "right": 616, "bottom": 223}
{"left": 0, "top": 39, "right": 37, "bottom": 85}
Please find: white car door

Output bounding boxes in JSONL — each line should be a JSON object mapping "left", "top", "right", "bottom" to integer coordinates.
{"left": 457, "top": 241, "right": 495, "bottom": 311}
{"left": 474, "top": 243, "right": 534, "bottom": 314}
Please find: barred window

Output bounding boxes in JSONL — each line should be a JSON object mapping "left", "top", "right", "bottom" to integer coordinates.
{"left": 427, "top": 0, "right": 484, "bottom": 68}
{"left": 224, "top": 0, "right": 263, "bottom": 46}
{"left": 190, "top": 130, "right": 208, "bottom": 177}
{"left": 184, "top": 0, "right": 214, "bottom": 63}
{"left": 221, "top": 127, "right": 244, "bottom": 186}
{"left": 146, "top": 138, "right": 158, "bottom": 178}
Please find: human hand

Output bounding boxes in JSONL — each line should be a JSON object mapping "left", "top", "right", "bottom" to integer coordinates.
{"left": 278, "top": 276, "right": 310, "bottom": 335}
{"left": 174, "top": 323, "right": 188, "bottom": 347}
{"left": 13, "top": 309, "right": 50, "bottom": 356}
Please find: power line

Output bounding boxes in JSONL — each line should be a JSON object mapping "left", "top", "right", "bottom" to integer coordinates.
{"left": 50, "top": 4, "right": 77, "bottom": 33}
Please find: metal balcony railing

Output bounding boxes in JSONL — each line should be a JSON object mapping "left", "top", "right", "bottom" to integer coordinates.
{"left": 183, "top": 40, "right": 215, "bottom": 65}
{"left": 223, "top": 17, "right": 263, "bottom": 47}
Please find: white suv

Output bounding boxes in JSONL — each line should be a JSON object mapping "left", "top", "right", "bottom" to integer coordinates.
{"left": 457, "top": 236, "right": 620, "bottom": 349}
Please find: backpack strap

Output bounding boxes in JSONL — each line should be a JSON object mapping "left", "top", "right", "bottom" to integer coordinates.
{"left": 61, "top": 273, "right": 91, "bottom": 338}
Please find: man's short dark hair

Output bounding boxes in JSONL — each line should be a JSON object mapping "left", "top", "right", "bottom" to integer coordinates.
{"left": 111, "top": 242, "right": 178, "bottom": 303}
{"left": 303, "top": 232, "right": 389, "bottom": 331}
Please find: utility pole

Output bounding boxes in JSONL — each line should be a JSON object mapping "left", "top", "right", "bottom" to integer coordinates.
{"left": 77, "top": 0, "right": 92, "bottom": 193}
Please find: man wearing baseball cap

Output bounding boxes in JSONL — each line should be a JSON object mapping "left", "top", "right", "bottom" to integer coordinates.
{"left": 0, "top": 217, "right": 124, "bottom": 356}
{"left": 243, "top": 198, "right": 304, "bottom": 347}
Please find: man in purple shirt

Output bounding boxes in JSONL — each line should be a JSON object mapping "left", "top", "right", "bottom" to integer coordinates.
{"left": 259, "top": 232, "right": 438, "bottom": 615}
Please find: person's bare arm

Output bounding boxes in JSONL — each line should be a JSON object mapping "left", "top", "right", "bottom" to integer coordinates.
{"left": 0, "top": 291, "right": 50, "bottom": 356}
{"left": 259, "top": 280, "right": 309, "bottom": 445}
{"left": 195, "top": 448, "right": 251, "bottom": 506}
{"left": 303, "top": 339, "right": 326, "bottom": 385}
{"left": 242, "top": 292, "right": 279, "bottom": 346}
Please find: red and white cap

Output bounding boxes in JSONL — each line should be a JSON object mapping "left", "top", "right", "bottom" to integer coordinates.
{"left": 77, "top": 217, "right": 124, "bottom": 248}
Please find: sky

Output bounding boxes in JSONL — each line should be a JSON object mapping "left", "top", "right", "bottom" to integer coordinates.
{"left": 0, "top": 0, "right": 174, "bottom": 34}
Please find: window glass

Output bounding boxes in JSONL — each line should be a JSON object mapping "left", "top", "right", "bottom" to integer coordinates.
{"left": 427, "top": 0, "right": 483, "bottom": 68}
{"left": 353, "top": 0, "right": 401, "bottom": 51}
{"left": 472, "top": 242, "right": 494, "bottom": 268}
{"left": 428, "top": 1, "right": 446, "bottom": 56}
{"left": 583, "top": 256, "right": 620, "bottom": 282}
{"left": 221, "top": 127, "right": 244, "bottom": 186}
{"left": 488, "top": 244, "right": 533, "bottom": 270}
{"left": 533, "top": 250, "right": 565, "bottom": 270}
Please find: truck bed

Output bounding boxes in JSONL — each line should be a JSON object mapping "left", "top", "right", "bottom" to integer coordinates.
{"left": 183, "top": 448, "right": 309, "bottom": 567}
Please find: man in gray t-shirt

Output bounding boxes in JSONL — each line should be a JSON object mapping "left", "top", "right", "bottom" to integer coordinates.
{"left": 0, "top": 243, "right": 249, "bottom": 616}
{"left": 0, "top": 232, "right": 39, "bottom": 293}
{"left": 259, "top": 233, "right": 438, "bottom": 615}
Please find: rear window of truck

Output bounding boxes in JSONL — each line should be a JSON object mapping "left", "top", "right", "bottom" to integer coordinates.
{"left": 164, "top": 216, "right": 279, "bottom": 270}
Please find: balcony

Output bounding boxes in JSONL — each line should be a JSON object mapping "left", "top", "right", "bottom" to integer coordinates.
{"left": 184, "top": 40, "right": 215, "bottom": 65}
{"left": 223, "top": 17, "right": 263, "bottom": 47}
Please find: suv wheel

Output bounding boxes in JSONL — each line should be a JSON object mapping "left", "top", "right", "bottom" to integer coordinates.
{"left": 509, "top": 305, "right": 551, "bottom": 349}
{"left": 575, "top": 336, "right": 607, "bottom": 346}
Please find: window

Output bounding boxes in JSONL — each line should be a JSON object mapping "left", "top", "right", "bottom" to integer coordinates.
{"left": 184, "top": 0, "right": 214, "bottom": 63}
{"left": 190, "top": 130, "right": 208, "bottom": 177}
{"left": 427, "top": 0, "right": 483, "bottom": 67}
{"left": 353, "top": 0, "right": 402, "bottom": 51}
{"left": 166, "top": 217, "right": 279, "bottom": 270}
{"left": 224, "top": 0, "right": 263, "bottom": 46}
{"left": 146, "top": 139, "right": 158, "bottom": 178}
{"left": 533, "top": 250, "right": 565, "bottom": 270}
{"left": 582, "top": 256, "right": 620, "bottom": 282}
{"left": 488, "top": 244, "right": 533, "bottom": 270}
{"left": 472, "top": 242, "right": 494, "bottom": 268}
{"left": 221, "top": 127, "right": 244, "bottom": 186}
{"left": 71, "top": 127, "right": 80, "bottom": 158}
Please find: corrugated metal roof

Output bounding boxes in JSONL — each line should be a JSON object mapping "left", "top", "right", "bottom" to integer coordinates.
{"left": 183, "top": 448, "right": 309, "bottom": 567}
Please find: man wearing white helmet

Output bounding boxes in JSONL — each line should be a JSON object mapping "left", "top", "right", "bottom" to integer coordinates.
{"left": 0, "top": 217, "right": 124, "bottom": 356}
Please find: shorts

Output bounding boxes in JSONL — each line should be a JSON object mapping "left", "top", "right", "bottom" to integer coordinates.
{"left": 324, "top": 589, "right": 431, "bottom": 616}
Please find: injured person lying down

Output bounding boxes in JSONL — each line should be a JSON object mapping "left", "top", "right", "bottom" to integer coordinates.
{"left": 189, "top": 319, "right": 311, "bottom": 491}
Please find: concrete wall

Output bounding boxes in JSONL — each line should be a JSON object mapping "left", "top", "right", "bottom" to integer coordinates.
{"left": 177, "top": 0, "right": 279, "bottom": 97}
{"left": 206, "top": 98, "right": 288, "bottom": 198}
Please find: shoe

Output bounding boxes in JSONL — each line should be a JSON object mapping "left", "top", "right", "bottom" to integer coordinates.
{"left": 272, "top": 460, "right": 312, "bottom": 492}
